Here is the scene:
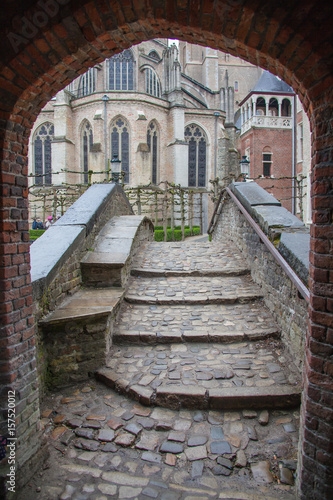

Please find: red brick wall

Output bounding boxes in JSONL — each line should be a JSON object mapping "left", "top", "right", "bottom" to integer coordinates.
{"left": 0, "top": 1, "right": 332, "bottom": 497}
{"left": 241, "top": 127, "right": 293, "bottom": 212}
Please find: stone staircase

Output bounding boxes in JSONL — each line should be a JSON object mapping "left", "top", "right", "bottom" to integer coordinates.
{"left": 96, "top": 240, "right": 301, "bottom": 411}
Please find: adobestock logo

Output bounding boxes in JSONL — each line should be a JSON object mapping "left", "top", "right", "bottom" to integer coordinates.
{"left": 7, "top": 0, "right": 70, "bottom": 54}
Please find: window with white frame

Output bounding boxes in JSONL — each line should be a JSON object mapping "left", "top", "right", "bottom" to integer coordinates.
{"left": 262, "top": 151, "right": 272, "bottom": 177}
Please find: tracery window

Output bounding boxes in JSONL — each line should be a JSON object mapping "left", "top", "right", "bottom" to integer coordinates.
{"left": 110, "top": 117, "right": 130, "bottom": 183}
{"left": 144, "top": 68, "right": 161, "bottom": 97}
{"left": 81, "top": 121, "right": 93, "bottom": 184}
{"left": 77, "top": 68, "right": 97, "bottom": 98}
{"left": 108, "top": 50, "right": 134, "bottom": 91}
{"left": 184, "top": 124, "right": 207, "bottom": 188}
{"left": 147, "top": 121, "right": 159, "bottom": 185}
{"left": 33, "top": 122, "right": 54, "bottom": 186}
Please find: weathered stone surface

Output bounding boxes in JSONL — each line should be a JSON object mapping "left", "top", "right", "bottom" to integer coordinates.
{"left": 97, "top": 429, "right": 115, "bottom": 442}
{"left": 210, "top": 441, "right": 231, "bottom": 455}
{"left": 235, "top": 450, "right": 247, "bottom": 467}
{"left": 159, "top": 441, "right": 184, "bottom": 454}
{"left": 279, "top": 465, "right": 294, "bottom": 485}
{"left": 251, "top": 461, "right": 273, "bottom": 483}
{"left": 258, "top": 410, "right": 269, "bottom": 425}
{"left": 187, "top": 435, "right": 208, "bottom": 447}
{"left": 114, "top": 433, "right": 136, "bottom": 447}
{"left": 142, "top": 452, "right": 162, "bottom": 464}
{"left": 185, "top": 445, "right": 208, "bottom": 461}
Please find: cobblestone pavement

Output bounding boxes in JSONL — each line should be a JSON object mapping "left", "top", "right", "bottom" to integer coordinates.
{"left": 131, "top": 241, "right": 249, "bottom": 274}
{"left": 113, "top": 302, "right": 279, "bottom": 343}
{"left": 125, "top": 275, "right": 263, "bottom": 304}
{"left": 19, "top": 239, "right": 301, "bottom": 499}
{"left": 19, "top": 382, "right": 298, "bottom": 500}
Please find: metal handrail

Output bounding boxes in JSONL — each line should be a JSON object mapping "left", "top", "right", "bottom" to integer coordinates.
{"left": 211, "top": 186, "right": 310, "bottom": 303}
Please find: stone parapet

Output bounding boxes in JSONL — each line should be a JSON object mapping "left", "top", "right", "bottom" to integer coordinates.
{"left": 212, "top": 182, "right": 309, "bottom": 369}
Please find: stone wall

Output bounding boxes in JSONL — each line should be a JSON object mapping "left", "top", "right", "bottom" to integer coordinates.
{"left": 212, "top": 183, "right": 309, "bottom": 370}
{"left": 30, "top": 183, "right": 134, "bottom": 393}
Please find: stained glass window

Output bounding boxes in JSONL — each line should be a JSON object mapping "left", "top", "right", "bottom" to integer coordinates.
{"left": 77, "top": 68, "right": 97, "bottom": 98}
{"left": 184, "top": 124, "right": 207, "bottom": 187}
{"left": 144, "top": 68, "right": 161, "bottom": 97}
{"left": 33, "top": 122, "right": 54, "bottom": 186}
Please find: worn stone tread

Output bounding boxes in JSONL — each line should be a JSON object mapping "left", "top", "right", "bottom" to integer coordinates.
{"left": 96, "top": 340, "right": 301, "bottom": 410}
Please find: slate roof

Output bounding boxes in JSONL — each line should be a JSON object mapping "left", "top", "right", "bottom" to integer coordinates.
{"left": 251, "top": 70, "right": 294, "bottom": 95}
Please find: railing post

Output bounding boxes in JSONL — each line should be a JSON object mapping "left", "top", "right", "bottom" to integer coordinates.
{"left": 200, "top": 192, "right": 203, "bottom": 235}
{"left": 170, "top": 188, "right": 175, "bottom": 241}
{"left": 181, "top": 189, "right": 185, "bottom": 241}
{"left": 52, "top": 188, "right": 57, "bottom": 221}
{"left": 163, "top": 184, "right": 168, "bottom": 242}
{"left": 155, "top": 191, "right": 158, "bottom": 227}
{"left": 189, "top": 191, "right": 193, "bottom": 235}
{"left": 137, "top": 188, "right": 141, "bottom": 215}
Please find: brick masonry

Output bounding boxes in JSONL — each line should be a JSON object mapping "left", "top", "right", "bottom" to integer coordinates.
{"left": 0, "top": 1, "right": 332, "bottom": 498}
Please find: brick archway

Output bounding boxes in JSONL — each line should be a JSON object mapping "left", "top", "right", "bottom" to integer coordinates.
{"left": 0, "top": 2, "right": 332, "bottom": 498}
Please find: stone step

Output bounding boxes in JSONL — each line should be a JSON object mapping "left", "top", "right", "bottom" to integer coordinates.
{"left": 131, "top": 241, "right": 250, "bottom": 276}
{"left": 96, "top": 340, "right": 301, "bottom": 410}
{"left": 125, "top": 275, "right": 263, "bottom": 305}
{"left": 113, "top": 302, "right": 279, "bottom": 344}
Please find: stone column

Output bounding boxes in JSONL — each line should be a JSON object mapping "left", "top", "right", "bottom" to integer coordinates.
{"left": 52, "top": 90, "right": 75, "bottom": 185}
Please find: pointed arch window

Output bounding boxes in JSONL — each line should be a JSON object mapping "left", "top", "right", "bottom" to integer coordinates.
{"left": 77, "top": 68, "right": 97, "bottom": 98}
{"left": 81, "top": 121, "right": 93, "bottom": 184}
{"left": 144, "top": 68, "right": 161, "bottom": 97}
{"left": 110, "top": 117, "right": 130, "bottom": 183}
{"left": 33, "top": 122, "right": 54, "bottom": 186}
{"left": 109, "top": 50, "right": 134, "bottom": 91}
{"left": 147, "top": 121, "right": 159, "bottom": 185}
{"left": 184, "top": 124, "right": 207, "bottom": 187}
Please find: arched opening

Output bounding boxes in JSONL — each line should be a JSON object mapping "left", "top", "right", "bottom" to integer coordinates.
{"left": 268, "top": 98, "right": 278, "bottom": 117}
{"left": 281, "top": 98, "right": 292, "bottom": 117}
{"left": 0, "top": 3, "right": 332, "bottom": 499}
{"left": 256, "top": 97, "right": 266, "bottom": 116}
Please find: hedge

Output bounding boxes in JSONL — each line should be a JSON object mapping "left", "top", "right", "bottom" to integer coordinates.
{"left": 154, "top": 225, "right": 201, "bottom": 241}
{"left": 29, "top": 229, "right": 46, "bottom": 241}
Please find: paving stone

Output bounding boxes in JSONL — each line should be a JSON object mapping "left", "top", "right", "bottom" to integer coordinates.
{"left": 142, "top": 486, "right": 159, "bottom": 498}
{"left": 142, "top": 452, "right": 162, "bottom": 464}
{"left": 251, "top": 461, "right": 274, "bottom": 483}
{"left": 101, "top": 442, "right": 117, "bottom": 452}
{"left": 165, "top": 453, "right": 177, "bottom": 466}
{"left": 185, "top": 445, "right": 208, "bottom": 461}
{"left": 193, "top": 411, "right": 204, "bottom": 422}
{"left": 242, "top": 410, "right": 257, "bottom": 419}
{"left": 258, "top": 410, "right": 269, "bottom": 425}
{"left": 210, "top": 441, "right": 231, "bottom": 455}
{"left": 66, "top": 418, "right": 83, "bottom": 429}
{"left": 235, "top": 449, "right": 247, "bottom": 467}
{"left": 82, "top": 421, "right": 102, "bottom": 429}
{"left": 279, "top": 465, "right": 294, "bottom": 485}
{"left": 124, "top": 422, "right": 142, "bottom": 436}
{"left": 156, "top": 422, "right": 173, "bottom": 431}
{"left": 60, "top": 431, "right": 75, "bottom": 446}
{"left": 97, "top": 483, "right": 117, "bottom": 496}
{"left": 187, "top": 435, "right": 208, "bottom": 447}
{"left": 118, "top": 486, "right": 142, "bottom": 498}
{"left": 210, "top": 427, "right": 224, "bottom": 440}
{"left": 216, "top": 457, "right": 233, "bottom": 469}
{"left": 247, "top": 426, "right": 258, "bottom": 441}
{"left": 191, "top": 460, "right": 204, "bottom": 478}
{"left": 213, "top": 465, "right": 232, "bottom": 476}
{"left": 75, "top": 429, "right": 95, "bottom": 441}
{"left": 86, "top": 415, "right": 106, "bottom": 421}
{"left": 168, "top": 431, "right": 186, "bottom": 442}
{"left": 122, "top": 411, "right": 134, "bottom": 421}
{"left": 60, "top": 484, "right": 76, "bottom": 500}
{"left": 160, "top": 441, "right": 184, "bottom": 454}
{"left": 136, "top": 432, "right": 160, "bottom": 452}
{"left": 137, "top": 417, "right": 155, "bottom": 430}
{"left": 97, "top": 429, "right": 115, "bottom": 442}
{"left": 283, "top": 423, "right": 297, "bottom": 433}
{"left": 107, "top": 418, "right": 123, "bottom": 430}
{"left": 74, "top": 439, "right": 100, "bottom": 451}
{"left": 114, "top": 432, "right": 136, "bottom": 447}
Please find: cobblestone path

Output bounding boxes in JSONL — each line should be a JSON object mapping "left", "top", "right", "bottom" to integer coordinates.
{"left": 20, "top": 239, "right": 301, "bottom": 499}
{"left": 98, "top": 240, "right": 301, "bottom": 411}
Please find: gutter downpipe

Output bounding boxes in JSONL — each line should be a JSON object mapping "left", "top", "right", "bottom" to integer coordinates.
{"left": 292, "top": 94, "right": 296, "bottom": 215}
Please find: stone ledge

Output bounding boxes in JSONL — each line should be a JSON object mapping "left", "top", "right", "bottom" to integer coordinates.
{"left": 209, "top": 386, "right": 301, "bottom": 410}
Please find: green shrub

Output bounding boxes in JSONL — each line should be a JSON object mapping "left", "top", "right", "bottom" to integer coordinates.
{"left": 154, "top": 230, "right": 165, "bottom": 241}
{"left": 154, "top": 225, "right": 201, "bottom": 241}
{"left": 192, "top": 227, "right": 200, "bottom": 235}
{"left": 29, "top": 229, "right": 46, "bottom": 241}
